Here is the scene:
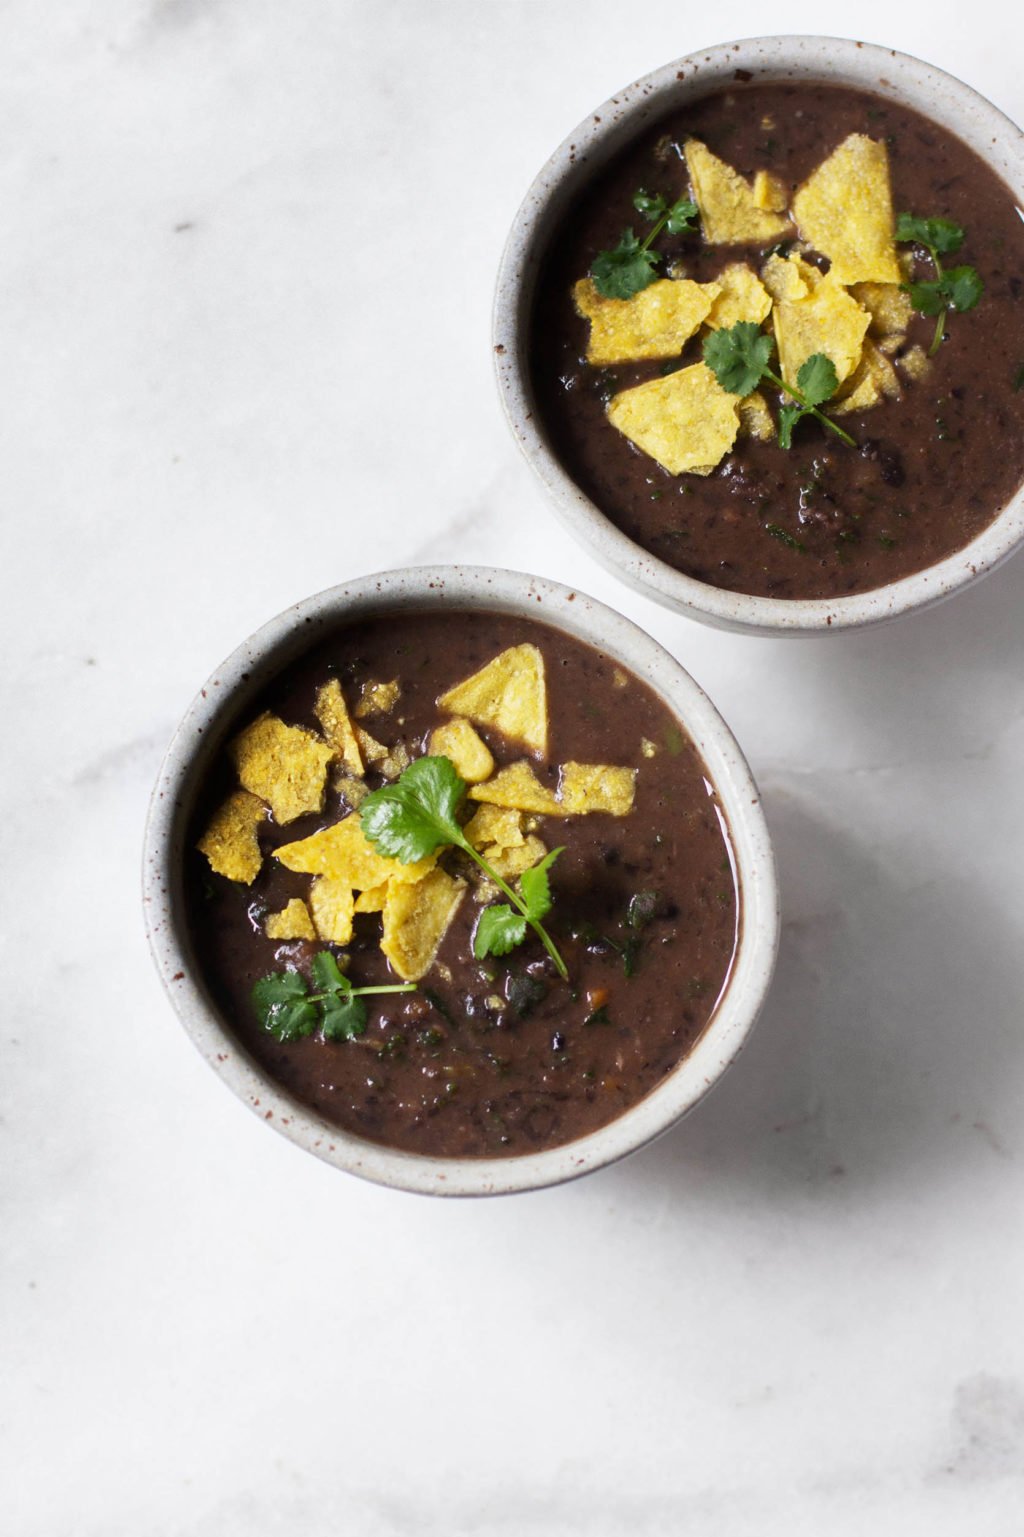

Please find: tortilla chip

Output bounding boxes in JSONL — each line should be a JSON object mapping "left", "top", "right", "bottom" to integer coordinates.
{"left": 559, "top": 762, "right": 636, "bottom": 816}
{"left": 483, "top": 835, "right": 547, "bottom": 880}
{"left": 354, "top": 679, "right": 400, "bottom": 718}
{"left": 738, "top": 390, "right": 775, "bottom": 442}
{"left": 899, "top": 344, "right": 931, "bottom": 381}
{"left": 197, "top": 790, "right": 266, "bottom": 883}
{"left": 275, "top": 812, "right": 437, "bottom": 888}
{"left": 572, "top": 276, "right": 718, "bottom": 365}
{"left": 380, "top": 743, "right": 411, "bottom": 781}
{"left": 607, "top": 362, "right": 739, "bottom": 476}
{"left": 772, "top": 274, "right": 869, "bottom": 390}
{"left": 792, "top": 134, "right": 900, "bottom": 285}
{"left": 468, "top": 761, "right": 562, "bottom": 816}
{"left": 314, "top": 679, "right": 363, "bottom": 777}
{"left": 264, "top": 898, "right": 316, "bottom": 942}
{"left": 354, "top": 883, "right": 389, "bottom": 914}
{"left": 685, "top": 139, "right": 791, "bottom": 244}
{"left": 354, "top": 725, "right": 388, "bottom": 764}
{"left": 428, "top": 718, "right": 495, "bottom": 784}
{"left": 308, "top": 877, "right": 355, "bottom": 945}
{"left": 438, "top": 644, "right": 547, "bottom": 757}
{"left": 761, "top": 251, "right": 819, "bottom": 303}
{"left": 876, "top": 333, "right": 905, "bottom": 356}
{"left": 753, "top": 169, "right": 788, "bottom": 213}
{"left": 334, "top": 771, "right": 368, "bottom": 807}
{"left": 851, "top": 281, "right": 913, "bottom": 337}
{"left": 229, "top": 712, "right": 332, "bottom": 825}
{"left": 834, "top": 339, "right": 901, "bottom": 415}
{"left": 704, "top": 263, "right": 772, "bottom": 330}
{"left": 462, "top": 803, "right": 525, "bottom": 851}
{"left": 381, "top": 867, "right": 466, "bottom": 982}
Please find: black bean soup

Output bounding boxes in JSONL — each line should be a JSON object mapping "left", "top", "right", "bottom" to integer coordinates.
{"left": 189, "top": 612, "right": 739, "bottom": 1159}
{"left": 531, "top": 83, "right": 1024, "bottom": 599}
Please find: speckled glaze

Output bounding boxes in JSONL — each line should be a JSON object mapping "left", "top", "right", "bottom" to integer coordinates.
{"left": 143, "top": 568, "right": 779, "bottom": 1196}
{"left": 493, "top": 36, "right": 1024, "bottom": 635}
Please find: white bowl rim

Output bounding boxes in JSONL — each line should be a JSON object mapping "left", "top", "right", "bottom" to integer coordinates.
{"left": 142, "top": 566, "right": 780, "bottom": 1196}
{"left": 493, "top": 34, "right": 1024, "bottom": 636}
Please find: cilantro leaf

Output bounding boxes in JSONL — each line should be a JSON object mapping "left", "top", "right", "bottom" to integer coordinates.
{"left": 776, "top": 401, "right": 805, "bottom": 451}
{"left": 321, "top": 993, "right": 368, "bottom": 1041}
{"left": 251, "top": 969, "right": 318, "bottom": 1041}
{"left": 896, "top": 210, "right": 981, "bottom": 354}
{"left": 703, "top": 321, "right": 773, "bottom": 397}
{"left": 795, "top": 352, "right": 839, "bottom": 407}
{"left": 895, "top": 212, "right": 964, "bottom": 256}
{"left": 944, "top": 265, "right": 984, "bottom": 313}
{"left": 474, "top": 904, "right": 528, "bottom": 959}
{"left": 663, "top": 197, "right": 699, "bottom": 236}
{"left": 904, "top": 278, "right": 947, "bottom": 317}
{"left": 311, "top": 950, "right": 348, "bottom": 995}
{"left": 518, "top": 847, "right": 563, "bottom": 923}
{"left": 591, "top": 229, "right": 661, "bottom": 299}
{"left": 360, "top": 755, "right": 465, "bottom": 863}
{"left": 633, "top": 189, "right": 667, "bottom": 221}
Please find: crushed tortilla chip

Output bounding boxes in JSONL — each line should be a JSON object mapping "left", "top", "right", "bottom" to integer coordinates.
{"left": 573, "top": 276, "right": 717, "bottom": 365}
{"left": 197, "top": 790, "right": 267, "bottom": 883}
{"left": 483, "top": 835, "right": 548, "bottom": 880}
{"left": 738, "top": 390, "right": 775, "bottom": 442}
{"left": 685, "top": 139, "right": 791, "bottom": 244}
{"left": 354, "top": 679, "right": 400, "bottom": 718}
{"left": 381, "top": 868, "right": 465, "bottom": 982}
{"left": 834, "top": 339, "right": 901, "bottom": 415}
{"left": 640, "top": 738, "right": 658, "bottom": 758}
{"left": 468, "top": 761, "right": 562, "bottom": 816}
{"left": 314, "top": 679, "right": 363, "bottom": 777}
{"left": 275, "top": 812, "right": 436, "bottom": 888}
{"left": 761, "top": 250, "right": 819, "bottom": 303}
{"left": 334, "top": 771, "right": 368, "bottom": 807}
{"left": 753, "top": 169, "right": 788, "bottom": 213}
{"left": 772, "top": 273, "right": 869, "bottom": 389}
{"left": 559, "top": 762, "right": 636, "bottom": 816}
{"left": 380, "top": 743, "right": 411, "bottom": 781}
{"left": 607, "top": 362, "right": 739, "bottom": 476}
{"left": 851, "top": 281, "right": 913, "bottom": 337}
{"left": 308, "top": 877, "right": 355, "bottom": 944}
{"left": 438, "top": 644, "right": 547, "bottom": 757}
{"left": 229, "top": 712, "right": 332, "bottom": 825}
{"left": 355, "top": 725, "right": 388, "bottom": 764}
{"left": 704, "top": 263, "right": 772, "bottom": 330}
{"left": 428, "top": 718, "right": 495, "bottom": 784}
{"left": 463, "top": 803, "right": 525, "bottom": 851}
{"left": 877, "top": 334, "right": 905, "bottom": 356}
{"left": 354, "top": 883, "right": 389, "bottom": 914}
{"left": 899, "top": 344, "right": 931, "bottom": 381}
{"left": 265, "top": 898, "right": 316, "bottom": 942}
{"left": 792, "top": 134, "right": 900, "bottom": 285}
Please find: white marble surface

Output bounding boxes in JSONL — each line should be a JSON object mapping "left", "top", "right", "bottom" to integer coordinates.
{"left": 4, "top": 2, "right": 1024, "bottom": 1532}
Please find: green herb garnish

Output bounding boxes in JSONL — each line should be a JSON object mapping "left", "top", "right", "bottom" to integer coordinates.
{"left": 360, "top": 756, "right": 569, "bottom": 980}
{"left": 702, "top": 321, "right": 856, "bottom": 449}
{"left": 765, "top": 522, "right": 805, "bottom": 553}
{"left": 590, "top": 188, "right": 700, "bottom": 299}
{"left": 474, "top": 847, "right": 564, "bottom": 960}
{"left": 895, "top": 212, "right": 983, "bottom": 357}
{"left": 251, "top": 950, "right": 414, "bottom": 1042}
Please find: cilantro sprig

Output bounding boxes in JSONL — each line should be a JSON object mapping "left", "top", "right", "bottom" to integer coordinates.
{"left": 591, "top": 187, "right": 700, "bottom": 300}
{"left": 702, "top": 321, "right": 856, "bottom": 449}
{"left": 360, "top": 756, "right": 569, "bottom": 980}
{"left": 251, "top": 950, "right": 415, "bottom": 1042}
{"left": 895, "top": 212, "right": 983, "bottom": 357}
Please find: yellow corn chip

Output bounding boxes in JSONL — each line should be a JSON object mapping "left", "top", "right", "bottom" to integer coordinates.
{"left": 355, "top": 725, "right": 388, "bottom": 763}
{"left": 354, "top": 679, "right": 400, "bottom": 718}
{"left": 197, "top": 790, "right": 267, "bottom": 883}
{"left": 761, "top": 251, "right": 819, "bottom": 303}
{"left": 685, "top": 139, "right": 791, "bottom": 244}
{"left": 559, "top": 762, "right": 636, "bottom": 816}
{"left": 899, "top": 344, "right": 931, "bottom": 381}
{"left": 265, "top": 898, "right": 316, "bottom": 942}
{"left": 792, "top": 134, "right": 900, "bottom": 284}
{"left": 876, "top": 333, "right": 905, "bottom": 356}
{"left": 308, "top": 877, "right": 355, "bottom": 945}
{"left": 438, "top": 644, "right": 548, "bottom": 757}
{"left": 229, "top": 712, "right": 332, "bottom": 826}
{"left": 380, "top": 743, "right": 411, "bottom": 781}
{"left": 738, "top": 390, "right": 775, "bottom": 442}
{"left": 428, "top": 718, "right": 495, "bottom": 784}
{"left": 850, "top": 281, "right": 913, "bottom": 337}
{"left": 334, "top": 771, "right": 368, "bottom": 807}
{"left": 314, "top": 679, "right": 363, "bottom": 777}
{"left": 468, "top": 761, "right": 562, "bottom": 816}
{"left": 354, "top": 883, "right": 389, "bottom": 914}
{"left": 773, "top": 275, "right": 869, "bottom": 389}
{"left": 572, "top": 276, "right": 718, "bottom": 365}
{"left": 704, "top": 263, "right": 773, "bottom": 330}
{"left": 607, "top": 362, "right": 739, "bottom": 476}
{"left": 381, "top": 868, "right": 466, "bottom": 982}
{"left": 275, "top": 812, "right": 436, "bottom": 888}
{"left": 462, "top": 803, "right": 525, "bottom": 851}
{"left": 834, "top": 339, "right": 901, "bottom": 415}
{"left": 483, "top": 835, "right": 548, "bottom": 880}
{"left": 753, "top": 169, "right": 788, "bottom": 213}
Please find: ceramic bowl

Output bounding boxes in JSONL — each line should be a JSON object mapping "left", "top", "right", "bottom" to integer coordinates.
{"left": 493, "top": 35, "right": 1024, "bottom": 635}
{"left": 143, "top": 566, "right": 779, "bottom": 1196}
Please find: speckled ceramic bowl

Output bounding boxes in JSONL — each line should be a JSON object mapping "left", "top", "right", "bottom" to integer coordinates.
{"left": 493, "top": 35, "right": 1024, "bottom": 635}
{"left": 143, "top": 567, "right": 779, "bottom": 1196}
